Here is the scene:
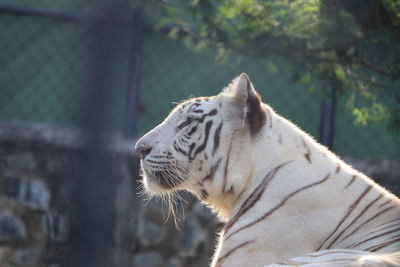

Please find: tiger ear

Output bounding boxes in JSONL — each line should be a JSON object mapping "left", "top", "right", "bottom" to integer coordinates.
{"left": 222, "top": 73, "right": 266, "bottom": 135}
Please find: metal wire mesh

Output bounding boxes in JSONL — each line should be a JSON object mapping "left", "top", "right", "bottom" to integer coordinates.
{"left": 1, "top": 2, "right": 398, "bottom": 159}
{"left": 0, "top": 3, "right": 132, "bottom": 132}
{"left": 138, "top": 33, "right": 400, "bottom": 160}
{"left": 0, "top": 1, "right": 399, "bottom": 266}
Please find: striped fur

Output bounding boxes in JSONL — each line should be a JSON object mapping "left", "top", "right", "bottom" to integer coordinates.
{"left": 135, "top": 73, "right": 400, "bottom": 266}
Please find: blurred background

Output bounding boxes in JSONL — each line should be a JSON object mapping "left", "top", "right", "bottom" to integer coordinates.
{"left": 0, "top": 0, "right": 399, "bottom": 266}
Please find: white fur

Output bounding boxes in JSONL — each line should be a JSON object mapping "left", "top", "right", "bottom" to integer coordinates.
{"left": 135, "top": 74, "right": 400, "bottom": 266}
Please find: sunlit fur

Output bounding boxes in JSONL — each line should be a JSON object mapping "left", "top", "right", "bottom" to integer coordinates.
{"left": 135, "top": 74, "right": 400, "bottom": 266}
{"left": 136, "top": 157, "right": 189, "bottom": 228}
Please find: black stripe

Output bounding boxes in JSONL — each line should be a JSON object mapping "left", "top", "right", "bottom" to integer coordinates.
{"left": 367, "top": 236, "right": 400, "bottom": 252}
{"left": 378, "top": 199, "right": 392, "bottom": 208}
{"left": 177, "top": 147, "right": 187, "bottom": 155}
{"left": 225, "top": 173, "right": 330, "bottom": 241}
{"left": 197, "top": 109, "right": 217, "bottom": 122}
{"left": 307, "top": 250, "right": 367, "bottom": 258}
{"left": 341, "top": 205, "right": 398, "bottom": 242}
{"left": 335, "top": 164, "right": 341, "bottom": 173}
{"left": 319, "top": 185, "right": 372, "bottom": 250}
{"left": 201, "top": 158, "right": 222, "bottom": 183}
{"left": 343, "top": 175, "right": 357, "bottom": 190}
{"left": 326, "top": 194, "right": 382, "bottom": 248}
{"left": 177, "top": 118, "right": 193, "bottom": 129}
{"left": 216, "top": 240, "right": 254, "bottom": 266}
{"left": 146, "top": 159, "right": 171, "bottom": 165}
{"left": 189, "top": 120, "right": 213, "bottom": 160}
{"left": 302, "top": 140, "right": 312, "bottom": 163}
{"left": 349, "top": 227, "right": 400, "bottom": 248}
{"left": 187, "top": 125, "right": 197, "bottom": 136}
{"left": 311, "top": 258, "right": 369, "bottom": 264}
{"left": 188, "top": 102, "right": 201, "bottom": 110}
{"left": 212, "top": 122, "right": 223, "bottom": 155}
{"left": 200, "top": 188, "right": 209, "bottom": 200}
{"left": 223, "top": 162, "right": 291, "bottom": 234}
{"left": 152, "top": 155, "right": 172, "bottom": 159}
{"left": 222, "top": 140, "right": 233, "bottom": 192}
{"left": 376, "top": 217, "right": 400, "bottom": 228}
{"left": 188, "top": 143, "right": 196, "bottom": 158}
{"left": 304, "top": 152, "right": 311, "bottom": 163}
{"left": 368, "top": 223, "right": 400, "bottom": 237}
{"left": 173, "top": 141, "right": 187, "bottom": 156}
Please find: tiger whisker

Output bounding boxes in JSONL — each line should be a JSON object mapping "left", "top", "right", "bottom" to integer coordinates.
{"left": 138, "top": 157, "right": 192, "bottom": 230}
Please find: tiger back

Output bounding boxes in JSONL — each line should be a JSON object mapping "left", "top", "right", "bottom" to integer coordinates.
{"left": 135, "top": 73, "right": 400, "bottom": 266}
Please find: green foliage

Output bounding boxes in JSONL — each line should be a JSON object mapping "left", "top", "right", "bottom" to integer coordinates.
{"left": 381, "top": 0, "right": 400, "bottom": 25}
{"left": 139, "top": 0, "right": 400, "bottom": 130}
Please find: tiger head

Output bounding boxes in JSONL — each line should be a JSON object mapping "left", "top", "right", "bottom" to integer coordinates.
{"left": 135, "top": 73, "right": 267, "bottom": 218}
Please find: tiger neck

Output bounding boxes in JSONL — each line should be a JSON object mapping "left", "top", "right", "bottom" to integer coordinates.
{"left": 202, "top": 108, "right": 309, "bottom": 221}
{"left": 203, "top": 107, "right": 343, "bottom": 222}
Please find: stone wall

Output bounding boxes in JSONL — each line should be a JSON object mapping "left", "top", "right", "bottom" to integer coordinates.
{"left": 0, "top": 122, "right": 220, "bottom": 267}
{"left": 0, "top": 145, "right": 74, "bottom": 266}
{"left": 0, "top": 122, "right": 398, "bottom": 267}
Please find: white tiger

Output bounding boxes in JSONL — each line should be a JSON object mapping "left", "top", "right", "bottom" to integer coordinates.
{"left": 135, "top": 73, "right": 400, "bottom": 266}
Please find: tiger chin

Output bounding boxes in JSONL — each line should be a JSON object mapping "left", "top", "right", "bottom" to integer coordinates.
{"left": 135, "top": 73, "right": 400, "bottom": 266}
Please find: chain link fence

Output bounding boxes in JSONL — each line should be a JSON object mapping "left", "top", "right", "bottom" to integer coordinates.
{"left": 1, "top": 2, "right": 399, "bottom": 159}
{"left": 0, "top": 2, "right": 132, "bottom": 132}
{"left": 0, "top": 1, "right": 399, "bottom": 267}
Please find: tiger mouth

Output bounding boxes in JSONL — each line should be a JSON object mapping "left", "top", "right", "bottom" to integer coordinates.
{"left": 153, "top": 170, "right": 180, "bottom": 188}
{"left": 143, "top": 168, "right": 183, "bottom": 189}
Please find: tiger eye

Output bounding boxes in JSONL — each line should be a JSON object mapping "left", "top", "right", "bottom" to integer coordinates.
{"left": 177, "top": 117, "right": 193, "bottom": 129}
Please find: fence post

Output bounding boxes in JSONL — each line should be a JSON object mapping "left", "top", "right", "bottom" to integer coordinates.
{"left": 319, "top": 86, "right": 336, "bottom": 149}
{"left": 124, "top": 8, "right": 144, "bottom": 138}
{"left": 66, "top": 1, "right": 130, "bottom": 267}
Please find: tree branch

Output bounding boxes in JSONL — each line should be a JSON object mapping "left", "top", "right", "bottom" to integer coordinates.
{"left": 347, "top": 71, "right": 391, "bottom": 90}
{"left": 358, "top": 59, "right": 400, "bottom": 79}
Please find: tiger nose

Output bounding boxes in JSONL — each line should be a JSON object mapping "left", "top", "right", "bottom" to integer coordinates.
{"left": 135, "top": 145, "right": 152, "bottom": 159}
